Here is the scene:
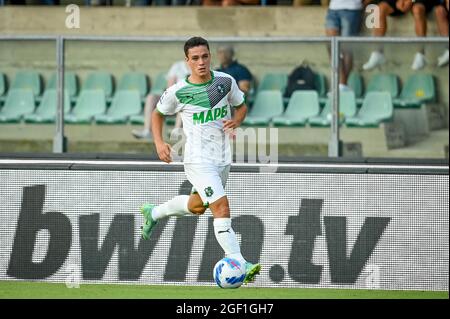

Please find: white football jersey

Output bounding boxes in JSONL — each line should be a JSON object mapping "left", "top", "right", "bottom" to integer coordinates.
{"left": 156, "top": 71, "right": 245, "bottom": 165}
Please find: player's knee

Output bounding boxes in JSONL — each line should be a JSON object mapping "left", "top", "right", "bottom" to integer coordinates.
{"left": 211, "top": 202, "right": 230, "bottom": 218}
{"left": 190, "top": 206, "right": 207, "bottom": 215}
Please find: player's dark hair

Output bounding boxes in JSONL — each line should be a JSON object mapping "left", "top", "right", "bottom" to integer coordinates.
{"left": 184, "top": 37, "right": 210, "bottom": 57}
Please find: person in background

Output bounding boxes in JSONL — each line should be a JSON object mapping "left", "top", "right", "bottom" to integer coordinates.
{"left": 325, "top": 0, "right": 364, "bottom": 90}
{"left": 409, "top": 0, "right": 448, "bottom": 69}
{"left": 216, "top": 45, "right": 253, "bottom": 98}
{"left": 132, "top": 60, "right": 191, "bottom": 139}
{"left": 363, "top": 0, "right": 412, "bottom": 70}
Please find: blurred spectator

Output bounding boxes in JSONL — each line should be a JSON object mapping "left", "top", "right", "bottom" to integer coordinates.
{"left": 216, "top": 45, "right": 253, "bottom": 97}
{"left": 410, "top": 0, "right": 449, "bottom": 69}
{"left": 363, "top": 0, "right": 412, "bottom": 70}
{"left": 325, "top": 0, "right": 364, "bottom": 90}
{"left": 203, "top": 0, "right": 260, "bottom": 5}
{"left": 132, "top": 61, "right": 191, "bottom": 140}
{"left": 364, "top": 0, "right": 448, "bottom": 70}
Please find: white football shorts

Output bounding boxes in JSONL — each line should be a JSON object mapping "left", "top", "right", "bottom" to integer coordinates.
{"left": 184, "top": 163, "right": 230, "bottom": 206}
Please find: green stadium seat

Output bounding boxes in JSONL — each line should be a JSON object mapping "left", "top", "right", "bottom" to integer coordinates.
{"left": 257, "top": 73, "right": 288, "bottom": 93}
{"left": 95, "top": 90, "right": 141, "bottom": 124}
{"left": 47, "top": 72, "right": 79, "bottom": 103}
{"left": 65, "top": 89, "right": 106, "bottom": 124}
{"left": 347, "top": 71, "right": 364, "bottom": 98}
{"left": 272, "top": 90, "right": 320, "bottom": 127}
{"left": 24, "top": 89, "right": 71, "bottom": 123}
{"left": 346, "top": 92, "right": 393, "bottom": 127}
{"left": 150, "top": 72, "right": 168, "bottom": 96}
{"left": 314, "top": 72, "right": 327, "bottom": 98}
{"left": 129, "top": 114, "right": 145, "bottom": 125}
{"left": 81, "top": 71, "right": 114, "bottom": 98}
{"left": 11, "top": 71, "right": 42, "bottom": 99}
{"left": 0, "top": 73, "right": 6, "bottom": 105}
{"left": 0, "top": 89, "right": 35, "bottom": 123}
{"left": 356, "top": 73, "right": 399, "bottom": 106}
{"left": 242, "top": 90, "right": 284, "bottom": 126}
{"left": 393, "top": 74, "right": 436, "bottom": 108}
{"left": 309, "top": 91, "right": 357, "bottom": 127}
{"left": 117, "top": 72, "right": 149, "bottom": 99}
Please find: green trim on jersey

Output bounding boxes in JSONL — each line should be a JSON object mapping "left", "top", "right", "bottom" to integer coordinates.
{"left": 185, "top": 71, "right": 215, "bottom": 87}
{"left": 156, "top": 106, "right": 166, "bottom": 116}
{"left": 175, "top": 84, "right": 211, "bottom": 109}
{"left": 233, "top": 101, "right": 245, "bottom": 108}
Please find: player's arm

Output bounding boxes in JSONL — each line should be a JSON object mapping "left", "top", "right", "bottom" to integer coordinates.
{"left": 151, "top": 110, "right": 172, "bottom": 164}
{"left": 223, "top": 103, "right": 247, "bottom": 131}
{"left": 152, "top": 89, "right": 178, "bottom": 164}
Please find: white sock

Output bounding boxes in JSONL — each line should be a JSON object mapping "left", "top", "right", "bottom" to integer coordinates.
{"left": 151, "top": 195, "right": 192, "bottom": 221}
{"left": 213, "top": 218, "right": 246, "bottom": 266}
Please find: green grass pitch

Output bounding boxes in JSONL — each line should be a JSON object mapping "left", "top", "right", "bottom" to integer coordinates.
{"left": 0, "top": 281, "right": 447, "bottom": 299}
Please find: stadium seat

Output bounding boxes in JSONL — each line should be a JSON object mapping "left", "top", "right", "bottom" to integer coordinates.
{"left": 0, "top": 89, "right": 35, "bottom": 123}
{"left": 129, "top": 114, "right": 145, "bottom": 125}
{"left": 65, "top": 89, "right": 106, "bottom": 124}
{"left": 117, "top": 72, "right": 149, "bottom": 99}
{"left": 81, "top": 71, "right": 114, "bottom": 99}
{"left": 356, "top": 73, "right": 399, "bottom": 106}
{"left": 11, "top": 71, "right": 42, "bottom": 100}
{"left": 24, "top": 89, "right": 70, "bottom": 123}
{"left": 150, "top": 72, "right": 167, "bottom": 95}
{"left": 242, "top": 90, "right": 284, "bottom": 126}
{"left": 272, "top": 90, "right": 320, "bottom": 127}
{"left": 95, "top": 90, "right": 141, "bottom": 124}
{"left": 47, "top": 72, "right": 79, "bottom": 104}
{"left": 393, "top": 74, "right": 436, "bottom": 108}
{"left": 309, "top": 91, "right": 357, "bottom": 127}
{"left": 0, "top": 72, "right": 6, "bottom": 105}
{"left": 256, "top": 73, "right": 288, "bottom": 94}
{"left": 314, "top": 72, "right": 327, "bottom": 98}
{"left": 346, "top": 92, "right": 393, "bottom": 127}
{"left": 347, "top": 71, "right": 364, "bottom": 99}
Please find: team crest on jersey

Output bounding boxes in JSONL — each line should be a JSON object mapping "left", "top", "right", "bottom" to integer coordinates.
{"left": 204, "top": 187, "right": 214, "bottom": 197}
{"left": 216, "top": 84, "right": 225, "bottom": 94}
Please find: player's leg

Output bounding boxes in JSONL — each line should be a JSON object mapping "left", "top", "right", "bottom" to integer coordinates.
{"left": 411, "top": 2, "right": 428, "bottom": 70}
{"left": 140, "top": 189, "right": 208, "bottom": 240}
{"left": 435, "top": 4, "right": 449, "bottom": 67}
{"left": 208, "top": 195, "right": 261, "bottom": 284}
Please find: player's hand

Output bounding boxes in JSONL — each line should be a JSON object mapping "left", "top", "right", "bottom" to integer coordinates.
{"left": 155, "top": 142, "right": 173, "bottom": 164}
{"left": 222, "top": 119, "right": 239, "bottom": 138}
{"left": 223, "top": 119, "right": 241, "bottom": 130}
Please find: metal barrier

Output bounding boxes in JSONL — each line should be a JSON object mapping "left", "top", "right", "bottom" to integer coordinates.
{"left": 0, "top": 35, "right": 448, "bottom": 156}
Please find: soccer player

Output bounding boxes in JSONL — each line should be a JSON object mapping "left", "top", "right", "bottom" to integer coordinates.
{"left": 139, "top": 36, "right": 261, "bottom": 284}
